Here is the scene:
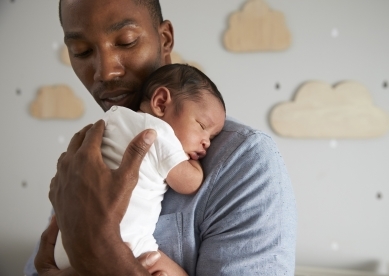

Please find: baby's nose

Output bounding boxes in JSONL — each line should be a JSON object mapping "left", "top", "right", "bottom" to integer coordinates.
{"left": 202, "top": 139, "right": 210, "bottom": 149}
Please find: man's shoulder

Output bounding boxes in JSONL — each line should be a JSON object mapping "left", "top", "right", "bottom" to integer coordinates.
{"left": 212, "top": 116, "right": 275, "bottom": 153}
{"left": 202, "top": 117, "right": 280, "bottom": 175}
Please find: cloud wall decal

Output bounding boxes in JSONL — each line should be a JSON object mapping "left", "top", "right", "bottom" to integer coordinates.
{"left": 270, "top": 81, "right": 389, "bottom": 138}
{"left": 30, "top": 85, "right": 84, "bottom": 119}
{"left": 61, "top": 45, "right": 71, "bottom": 66}
{"left": 224, "top": 0, "right": 291, "bottom": 52}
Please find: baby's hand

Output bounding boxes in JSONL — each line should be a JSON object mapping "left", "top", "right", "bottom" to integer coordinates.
{"left": 137, "top": 251, "right": 167, "bottom": 276}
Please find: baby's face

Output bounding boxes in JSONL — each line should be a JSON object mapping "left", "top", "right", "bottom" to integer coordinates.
{"left": 163, "top": 92, "right": 225, "bottom": 160}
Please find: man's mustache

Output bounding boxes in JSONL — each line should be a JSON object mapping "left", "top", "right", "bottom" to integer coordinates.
{"left": 93, "top": 80, "right": 140, "bottom": 96}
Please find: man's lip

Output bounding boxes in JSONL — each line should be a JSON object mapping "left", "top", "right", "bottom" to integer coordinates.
{"left": 100, "top": 90, "right": 135, "bottom": 101}
{"left": 100, "top": 91, "right": 134, "bottom": 110}
{"left": 103, "top": 93, "right": 128, "bottom": 102}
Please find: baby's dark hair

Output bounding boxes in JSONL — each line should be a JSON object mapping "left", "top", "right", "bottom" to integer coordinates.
{"left": 141, "top": 64, "right": 226, "bottom": 114}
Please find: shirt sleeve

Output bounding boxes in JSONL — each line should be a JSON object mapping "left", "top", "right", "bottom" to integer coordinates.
{"left": 196, "top": 132, "right": 297, "bottom": 275}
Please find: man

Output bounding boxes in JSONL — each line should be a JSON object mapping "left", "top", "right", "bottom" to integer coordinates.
{"left": 25, "top": 0, "right": 297, "bottom": 275}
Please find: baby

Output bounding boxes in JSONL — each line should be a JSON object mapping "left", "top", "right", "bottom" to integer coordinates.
{"left": 54, "top": 64, "right": 226, "bottom": 273}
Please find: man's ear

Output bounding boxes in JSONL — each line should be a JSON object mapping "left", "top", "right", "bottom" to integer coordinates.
{"left": 159, "top": 20, "right": 174, "bottom": 65}
{"left": 150, "top": 87, "right": 172, "bottom": 117}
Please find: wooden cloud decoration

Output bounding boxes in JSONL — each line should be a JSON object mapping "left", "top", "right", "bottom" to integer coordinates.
{"left": 61, "top": 45, "right": 71, "bottom": 66}
{"left": 270, "top": 81, "right": 389, "bottom": 138}
{"left": 223, "top": 0, "right": 291, "bottom": 52}
{"left": 30, "top": 85, "right": 84, "bottom": 119}
{"left": 171, "top": 51, "right": 204, "bottom": 71}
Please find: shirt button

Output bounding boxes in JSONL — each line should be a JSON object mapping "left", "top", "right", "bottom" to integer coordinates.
{"left": 111, "top": 105, "right": 118, "bottom": 111}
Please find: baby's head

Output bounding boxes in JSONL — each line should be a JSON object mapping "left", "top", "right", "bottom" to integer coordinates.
{"left": 139, "top": 64, "right": 226, "bottom": 160}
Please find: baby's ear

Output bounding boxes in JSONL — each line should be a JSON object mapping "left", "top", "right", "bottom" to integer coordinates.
{"left": 150, "top": 87, "right": 172, "bottom": 117}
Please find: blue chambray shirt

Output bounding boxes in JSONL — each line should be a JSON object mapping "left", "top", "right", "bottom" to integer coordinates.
{"left": 25, "top": 118, "right": 297, "bottom": 275}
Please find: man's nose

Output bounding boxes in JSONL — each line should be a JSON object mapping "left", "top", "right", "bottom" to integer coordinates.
{"left": 93, "top": 49, "right": 125, "bottom": 82}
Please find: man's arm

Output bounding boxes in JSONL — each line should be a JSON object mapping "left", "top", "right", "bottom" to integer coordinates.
{"left": 40, "top": 121, "right": 157, "bottom": 276}
{"left": 166, "top": 159, "right": 203, "bottom": 194}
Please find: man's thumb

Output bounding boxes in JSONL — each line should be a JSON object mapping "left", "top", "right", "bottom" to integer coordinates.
{"left": 118, "top": 129, "right": 157, "bottom": 177}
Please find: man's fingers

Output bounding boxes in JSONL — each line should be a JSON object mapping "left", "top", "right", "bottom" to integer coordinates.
{"left": 78, "top": 120, "right": 106, "bottom": 155}
{"left": 35, "top": 216, "right": 59, "bottom": 273}
{"left": 57, "top": 152, "right": 67, "bottom": 170}
{"left": 49, "top": 173, "right": 58, "bottom": 202}
{"left": 66, "top": 124, "right": 93, "bottom": 154}
{"left": 42, "top": 216, "right": 59, "bottom": 249}
{"left": 116, "top": 129, "right": 157, "bottom": 180}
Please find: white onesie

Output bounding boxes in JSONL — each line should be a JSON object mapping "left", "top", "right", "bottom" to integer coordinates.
{"left": 54, "top": 106, "right": 188, "bottom": 269}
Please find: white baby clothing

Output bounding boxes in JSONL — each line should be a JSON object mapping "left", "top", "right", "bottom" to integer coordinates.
{"left": 54, "top": 106, "right": 188, "bottom": 269}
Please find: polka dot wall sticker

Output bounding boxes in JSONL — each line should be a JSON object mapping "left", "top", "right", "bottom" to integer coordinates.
{"left": 331, "top": 241, "right": 339, "bottom": 251}
{"left": 52, "top": 42, "right": 59, "bottom": 50}
{"left": 329, "top": 139, "right": 338, "bottom": 149}
{"left": 331, "top": 28, "right": 339, "bottom": 38}
{"left": 58, "top": 135, "right": 65, "bottom": 144}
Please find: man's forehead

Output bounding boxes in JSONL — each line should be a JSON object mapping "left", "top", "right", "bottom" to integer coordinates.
{"left": 61, "top": 0, "right": 152, "bottom": 29}
{"left": 61, "top": 0, "right": 143, "bottom": 16}
{"left": 62, "top": 0, "right": 137, "bottom": 5}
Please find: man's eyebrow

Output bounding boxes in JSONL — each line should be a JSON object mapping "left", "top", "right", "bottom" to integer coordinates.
{"left": 106, "top": 19, "right": 138, "bottom": 33}
{"left": 64, "top": 32, "right": 84, "bottom": 42}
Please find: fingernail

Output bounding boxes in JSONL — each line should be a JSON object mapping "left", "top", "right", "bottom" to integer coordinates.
{"left": 144, "top": 129, "right": 157, "bottom": 145}
{"left": 146, "top": 251, "right": 161, "bottom": 267}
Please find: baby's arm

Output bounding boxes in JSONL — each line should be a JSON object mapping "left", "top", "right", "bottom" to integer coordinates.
{"left": 166, "top": 159, "right": 203, "bottom": 194}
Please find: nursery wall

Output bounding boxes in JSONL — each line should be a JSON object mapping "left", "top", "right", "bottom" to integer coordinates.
{"left": 0, "top": 0, "right": 388, "bottom": 275}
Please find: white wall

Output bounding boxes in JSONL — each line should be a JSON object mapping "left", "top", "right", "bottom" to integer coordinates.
{"left": 0, "top": 0, "right": 388, "bottom": 275}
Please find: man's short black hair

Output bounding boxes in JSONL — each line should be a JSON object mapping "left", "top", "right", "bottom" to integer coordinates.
{"left": 141, "top": 64, "right": 226, "bottom": 114}
{"left": 59, "top": 0, "right": 163, "bottom": 28}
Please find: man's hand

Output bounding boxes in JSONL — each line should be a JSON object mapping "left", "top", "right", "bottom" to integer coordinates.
{"left": 48, "top": 120, "right": 157, "bottom": 275}
{"left": 35, "top": 216, "right": 78, "bottom": 276}
{"left": 35, "top": 217, "right": 165, "bottom": 276}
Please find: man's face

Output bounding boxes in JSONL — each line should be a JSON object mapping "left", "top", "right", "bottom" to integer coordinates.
{"left": 61, "top": 0, "right": 173, "bottom": 111}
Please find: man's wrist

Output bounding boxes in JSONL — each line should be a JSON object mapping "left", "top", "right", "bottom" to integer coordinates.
{"left": 68, "top": 228, "right": 149, "bottom": 276}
